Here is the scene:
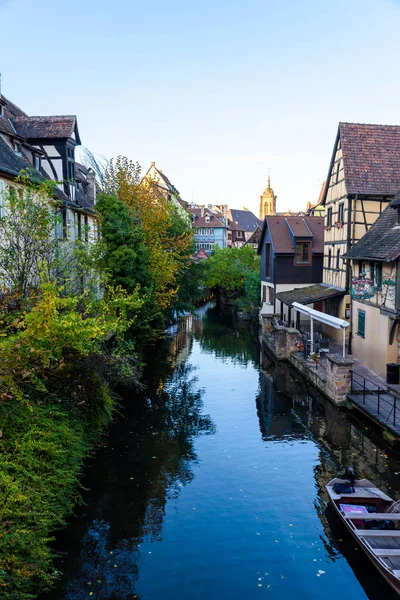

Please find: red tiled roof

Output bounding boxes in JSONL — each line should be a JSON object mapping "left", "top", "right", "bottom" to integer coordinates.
{"left": 286, "top": 218, "right": 312, "bottom": 237}
{"left": 265, "top": 216, "right": 324, "bottom": 254}
{"left": 13, "top": 115, "right": 78, "bottom": 140}
{"left": 340, "top": 122, "right": 400, "bottom": 196}
{"left": 188, "top": 208, "right": 227, "bottom": 229}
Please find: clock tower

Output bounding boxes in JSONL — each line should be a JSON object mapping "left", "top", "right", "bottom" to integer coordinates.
{"left": 259, "top": 176, "right": 277, "bottom": 220}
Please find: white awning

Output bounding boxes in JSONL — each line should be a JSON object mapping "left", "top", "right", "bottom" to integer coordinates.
{"left": 292, "top": 302, "right": 349, "bottom": 330}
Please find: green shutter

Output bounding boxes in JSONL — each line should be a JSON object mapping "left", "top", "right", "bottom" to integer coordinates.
{"left": 358, "top": 310, "right": 365, "bottom": 337}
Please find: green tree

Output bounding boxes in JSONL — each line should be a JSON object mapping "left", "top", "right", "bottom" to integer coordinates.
{"left": 207, "top": 244, "right": 260, "bottom": 298}
{"left": 96, "top": 193, "right": 149, "bottom": 291}
{"left": 0, "top": 172, "right": 60, "bottom": 299}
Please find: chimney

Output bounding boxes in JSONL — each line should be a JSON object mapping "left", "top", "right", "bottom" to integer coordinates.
{"left": 201, "top": 206, "right": 204, "bottom": 217}
{"left": 86, "top": 169, "right": 96, "bottom": 208}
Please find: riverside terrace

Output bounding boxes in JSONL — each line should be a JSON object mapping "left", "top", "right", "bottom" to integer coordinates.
{"left": 260, "top": 311, "right": 400, "bottom": 439}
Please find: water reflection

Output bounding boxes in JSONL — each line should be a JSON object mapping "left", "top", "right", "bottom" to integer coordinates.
{"left": 194, "top": 305, "right": 259, "bottom": 366}
{"left": 41, "top": 307, "right": 400, "bottom": 600}
{"left": 42, "top": 317, "right": 215, "bottom": 600}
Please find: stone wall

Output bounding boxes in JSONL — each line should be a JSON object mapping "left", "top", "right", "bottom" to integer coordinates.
{"left": 261, "top": 317, "right": 353, "bottom": 406}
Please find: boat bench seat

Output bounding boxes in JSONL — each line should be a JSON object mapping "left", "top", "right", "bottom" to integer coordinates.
{"left": 344, "top": 513, "right": 400, "bottom": 520}
{"left": 374, "top": 549, "right": 400, "bottom": 557}
{"left": 357, "top": 530, "right": 400, "bottom": 537}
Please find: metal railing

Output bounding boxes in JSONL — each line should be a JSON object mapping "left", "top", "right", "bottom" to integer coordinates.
{"left": 350, "top": 371, "right": 398, "bottom": 427}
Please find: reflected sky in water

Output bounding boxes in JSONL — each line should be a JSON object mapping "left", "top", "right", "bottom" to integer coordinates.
{"left": 42, "top": 306, "right": 400, "bottom": 600}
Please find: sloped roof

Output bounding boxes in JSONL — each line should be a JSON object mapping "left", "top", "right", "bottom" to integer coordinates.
{"left": 188, "top": 207, "right": 227, "bottom": 228}
{"left": 1, "top": 95, "right": 27, "bottom": 119}
{"left": 343, "top": 201, "right": 400, "bottom": 262}
{"left": 227, "top": 209, "right": 262, "bottom": 232}
{"left": 13, "top": 115, "right": 79, "bottom": 141}
{"left": 0, "top": 137, "right": 32, "bottom": 177}
{"left": 258, "top": 215, "right": 324, "bottom": 254}
{"left": 336, "top": 123, "right": 400, "bottom": 197}
{"left": 0, "top": 115, "right": 18, "bottom": 136}
{"left": 287, "top": 218, "right": 312, "bottom": 237}
{"left": 275, "top": 284, "right": 345, "bottom": 306}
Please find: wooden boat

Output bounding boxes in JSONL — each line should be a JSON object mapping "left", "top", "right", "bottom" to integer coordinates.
{"left": 326, "top": 475, "right": 400, "bottom": 594}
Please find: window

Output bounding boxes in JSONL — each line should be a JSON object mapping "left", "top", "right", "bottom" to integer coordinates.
{"left": 328, "top": 249, "right": 332, "bottom": 269}
{"left": 338, "top": 203, "right": 344, "bottom": 223}
{"left": 205, "top": 216, "right": 210, "bottom": 223}
{"left": 357, "top": 310, "right": 366, "bottom": 338}
{"left": 262, "top": 285, "right": 267, "bottom": 303}
{"left": 325, "top": 298, "right": 339, "bottom": 317}
{"left": 327, "top": 207, "right": 333, "bottom": 227}
{"left": 67, "top": 147, "right": 75, "bottom": 180}
{"left": 336, "top": 249, "right": 340, "bottom": 270}
{"left": 335, "top": 162, "right": 340, "bottom": 183}
{"left": 0, "top": 180, "right": 4, "bottom": 218}
{"left": 268, "top": 286, "right": 273, "bottom": 304}
{"left": 34, "top": 155, "right": 41, "bottom": 171}
{"left": 55, "top": 209, "right": 63, "bottom": 239}
{"left": 14, "top": 142, "right": 21, "bottom": 154}
{"left": 294, "top": 242, "right": 311, "bottom": 265}
{"left": 374, "top": 262, "right": 382, "bottom": 290}
{"left": 265, "top": 243, "right": 271, "bottom": 277}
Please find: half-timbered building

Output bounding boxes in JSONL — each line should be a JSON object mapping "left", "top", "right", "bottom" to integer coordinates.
{"left": 227, "top": 209, "right": 262, "bottom": 248}
{"left": 320, "top": 122, "right": 400, "bottom": 344}
{"left": 343, "top": 199, "right": 400, "bottom": 377}
{"left": 0, "top": 94, "right": 97, "bottom": 244}
{"left": 142, "top": 162, "right": 191, "bottom": 224}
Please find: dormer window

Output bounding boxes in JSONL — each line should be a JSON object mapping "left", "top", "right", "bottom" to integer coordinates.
{"left": 294, "top": 241, "right": 311, "bottom": 265}
{"left": 205, "top": 215, "right": 210, "bottom": 223}
{"left": 0, "top": 105, "right": 3, "bottom": 116}
{"left": 14, "top": 142, "right": 21, "bottom": 154}
{"left": 34, "top": 155, "right": 41, "bottom": 171}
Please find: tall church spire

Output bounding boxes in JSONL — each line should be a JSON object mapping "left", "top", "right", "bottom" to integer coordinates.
{"left": 259, "top": 176, "right": 277, "bottom": 220}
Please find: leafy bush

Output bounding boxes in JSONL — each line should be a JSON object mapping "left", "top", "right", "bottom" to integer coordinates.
{"left": 0, "top": 400, "right": 95, "bottom": 599}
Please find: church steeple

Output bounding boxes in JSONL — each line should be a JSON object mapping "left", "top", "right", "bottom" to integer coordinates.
{"left": 259, "top": 176, "right": 277, "bottom": 219}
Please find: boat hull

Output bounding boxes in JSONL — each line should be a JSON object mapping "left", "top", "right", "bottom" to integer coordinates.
{"left": 326, "top": 478, "right": 400, "bottom": 595}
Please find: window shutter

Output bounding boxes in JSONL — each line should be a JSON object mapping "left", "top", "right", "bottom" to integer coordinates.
{"left": 358, "top": 311, "right": 365, "bottom": 337}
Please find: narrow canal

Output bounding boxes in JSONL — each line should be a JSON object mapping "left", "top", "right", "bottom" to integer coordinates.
{"left": 42, "top": 304, "right": 400, "bottom": 600}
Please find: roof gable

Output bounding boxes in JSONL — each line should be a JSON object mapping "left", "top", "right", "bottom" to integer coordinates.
{"left": 262, "top": 216, "right": 324, "bottom": 254}
{"left": 188, "top": 207, "right": 227, "bottom": 229}
{"left": 323, "top": 123, "right": 400, "bottom": 201}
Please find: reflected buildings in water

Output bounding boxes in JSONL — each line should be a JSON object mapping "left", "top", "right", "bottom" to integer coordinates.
{"left": 41, "top": 314, "right": 215, "bottom": 600}
{"left": 41, "top": 305, "right": 400, "bottom": 600}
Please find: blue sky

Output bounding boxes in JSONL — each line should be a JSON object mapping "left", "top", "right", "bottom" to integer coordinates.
{"left": 1, "top": 0, "right": 400, "bottom": 214}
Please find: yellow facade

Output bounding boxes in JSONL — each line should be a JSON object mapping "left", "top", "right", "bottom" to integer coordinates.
{"left": 352, "top": 300, "right": 397, "bottom": 377}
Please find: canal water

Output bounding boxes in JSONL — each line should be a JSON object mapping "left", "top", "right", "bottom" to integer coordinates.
{"left": 42, "top": 304, "right": 400, "bottom": 600}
